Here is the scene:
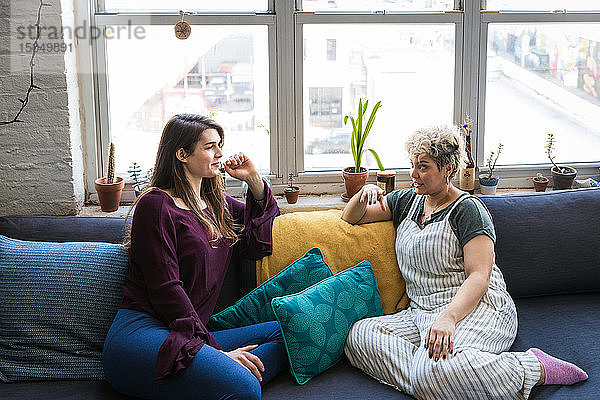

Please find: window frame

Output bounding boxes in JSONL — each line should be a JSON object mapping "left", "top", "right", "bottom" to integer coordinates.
{"left": 79, "top": 0, "right": 600, "bottom": 198}
{"left": 477, "top": 8, "right": 600, "bottom": 183}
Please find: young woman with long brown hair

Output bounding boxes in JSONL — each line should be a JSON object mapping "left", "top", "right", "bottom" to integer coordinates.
{"left": 103, "top": 114, "right": 287, "bottom": 400}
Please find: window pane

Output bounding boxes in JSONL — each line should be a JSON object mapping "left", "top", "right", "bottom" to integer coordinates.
{"left": 486, "top": 1, "right": 600, "bottom": 11}
{"left": 485, "top": 24, "right": 600, "bottom": 165}
{"left": 302, "top": 0, "right": 453, "bottom": 12}
{"left": 104, "top": 0, "right": 267, "bottom": 11}
{"left": 302, "top": 0, "right": 454, "bottom": 11}
{"left": 303, "top": 24, "right": 455, "bottom": 171}
{"left": 105, "top": 25, "right": 270, "bottom": 177}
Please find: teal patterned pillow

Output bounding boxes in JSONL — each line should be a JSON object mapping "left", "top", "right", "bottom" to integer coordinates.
{"left": 208, "top": 247, "right": 332, "bottom": 330}
{"left": 271, "top": 260, "right": 383, "bottom": 385}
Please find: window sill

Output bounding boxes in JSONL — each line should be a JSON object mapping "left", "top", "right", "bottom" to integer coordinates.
{"left": 80, "top": 189, "right": 542, "bottom": 217}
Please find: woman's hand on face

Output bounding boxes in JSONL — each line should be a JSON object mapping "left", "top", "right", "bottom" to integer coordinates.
{"left": 360, "top": 184, "right": 386, "bottom": 209}
{"left": 223, "top": 152, "right": 259, "bottom": 183}
{"left": 425, "top": 314, "right": 456, "bottom": 362}
{"left": 223, "top": 344, "right": 265, "bottom": 382}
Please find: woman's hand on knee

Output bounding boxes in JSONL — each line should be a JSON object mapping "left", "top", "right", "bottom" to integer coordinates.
{"left": 425, "top": 315, "right": 455, "bottom": 362}
{"left": 223, "top": 344, "right": 265, "bottom": 382}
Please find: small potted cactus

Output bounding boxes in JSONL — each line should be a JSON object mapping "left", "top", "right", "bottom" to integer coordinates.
{"left": 94, "top": 142, "right": 124, "bottom": 212}
{"left": 284, "top": 173, "right": 300, "bottom": 204}
{"left": 533, "top": 172, "right": 549, "bottom": 192}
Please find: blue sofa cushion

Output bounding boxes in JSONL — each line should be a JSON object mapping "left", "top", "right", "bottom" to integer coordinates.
{"left": 511, "top": 293, "right": 599, "bottom": 399}
{"left": 479, "top": 188, "right": 600, "bottom": 298}
{"left": 0, "top": 216, "right": 128, "bottom": 244}
{"left": 0, "top": 236, "right": 128, "bottom": 382}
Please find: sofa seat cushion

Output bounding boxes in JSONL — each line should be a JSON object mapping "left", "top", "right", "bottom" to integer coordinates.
{"left": 263, "top": 356, "right": 413, "bottom": 400}
{"left": 261, "top": 293, "right": 599, "bottom": 399}
{"left": 257, "top": 210, "right": 409, "bottom": 314}
{"left": 511, "top": 293, "right": 599, "bottom": 399}
{"left": 0, "top": 236, "right": 128, "bottom": 382}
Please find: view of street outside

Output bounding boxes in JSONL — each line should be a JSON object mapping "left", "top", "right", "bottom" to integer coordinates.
{"left": 102, "top": 0, "right": 600, "bottom": 179}
{"left": 486, "top": 0, "right": 599, "bottom": 11}
{"left": 303, "top": 24, "right": 455, "bottom": 171}
{"left": 104, "top": 0, "right": 267, "bottom": 11}
{"left": 302, "top": 0, "right": 453, "bottom": 12}
{"left": 486, "top": 24, "right": 600, "bottom": 165}
{"left": 105, "top": 25, "right": 270, "bottom": 176}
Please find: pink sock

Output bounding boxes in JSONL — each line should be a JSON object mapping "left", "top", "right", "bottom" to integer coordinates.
{"left": 529, "top": 348, "right": 588, "bottom": 385}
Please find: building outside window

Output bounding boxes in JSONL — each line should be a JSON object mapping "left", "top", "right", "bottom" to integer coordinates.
{"left": 326, "top": 39, "right": 337, "bottom": 61}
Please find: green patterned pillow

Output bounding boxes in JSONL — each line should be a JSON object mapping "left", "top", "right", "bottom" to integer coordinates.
{"left": 271, "top": 260, "right": 383, "bottom": 385}
{"left": 208, "top": 247, "right": 332, "bottom": 330}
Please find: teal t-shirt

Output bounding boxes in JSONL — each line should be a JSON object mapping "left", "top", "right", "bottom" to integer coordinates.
{"left": 386, "top": 188, "right": 496, "bottom": 247}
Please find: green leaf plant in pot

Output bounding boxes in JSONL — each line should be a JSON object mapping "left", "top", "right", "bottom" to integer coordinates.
{"left": 341, "top": 98, "right": 384, "bottom": 202}
{"left": 533, "top": 172, "right": 549, "bottom": 192}
{"left": 546, "top": 132, "right": 577, "bottom": 190}
{"left": 479, "top": 142, "right": 503, "bottom": 195}
{"left": 94, "top": 142, "right": 125, "bottom": 212}
{"left": 284, "top": 173, "right": 300, "bottom": 204}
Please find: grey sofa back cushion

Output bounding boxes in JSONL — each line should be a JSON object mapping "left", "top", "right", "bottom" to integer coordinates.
{"left": 480, "top": 188, "right": 600, "bottom": 298}
{"left": 0, "top": 235, "right": 128, "bottom": 382}
{"left": 0, "top": 216, "right": 128, "bottom": 244}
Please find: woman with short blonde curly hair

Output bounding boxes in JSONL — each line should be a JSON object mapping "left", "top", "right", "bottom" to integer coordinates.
{"left": 341, "top": 125, "right": 587, "bottom": 399}
{"left": 404, "top": 125, "right": 464, "bottom": 180}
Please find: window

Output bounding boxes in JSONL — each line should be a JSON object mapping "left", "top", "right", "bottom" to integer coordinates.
{"left": 102, "top": 25, "right": 269, "bottom": 175}
{"left": 84, "top": 1, "right": 600, "bottom": 195}
{"left": 303, "top": 24, "right": 455, "bottom": 172}
{"left": 485, "top": 23, "right": 600, "bottom": 164}
{"left": 104, "top": 0, "right": 268, "bottom": 12}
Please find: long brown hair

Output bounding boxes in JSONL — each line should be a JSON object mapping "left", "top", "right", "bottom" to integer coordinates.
{"left": 125, "top": 114, "right": 242, "bottom": 247}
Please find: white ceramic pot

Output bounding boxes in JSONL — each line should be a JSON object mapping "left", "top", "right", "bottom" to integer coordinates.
{"left": 479, "top": 174, "right": 499, "bottom": 195}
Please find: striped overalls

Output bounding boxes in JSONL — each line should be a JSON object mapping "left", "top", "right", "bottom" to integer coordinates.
{"left": 344, "top": 194, "right": 541, "bottom": 400}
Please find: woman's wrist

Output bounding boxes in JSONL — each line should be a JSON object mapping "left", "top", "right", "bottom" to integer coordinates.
{"left": 245, "top": 174, "right": 265, "bottom": 201}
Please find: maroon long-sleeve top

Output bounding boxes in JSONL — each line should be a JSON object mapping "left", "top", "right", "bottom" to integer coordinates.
{"left": 120, "top": 183, "right": 279, "bottom": 380}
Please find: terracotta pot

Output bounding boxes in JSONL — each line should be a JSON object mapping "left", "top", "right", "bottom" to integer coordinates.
{"left": 284, "top": 186, "right": 300, "bottom": 204}
{"left": 532, "top": 177, "right": 549, "bottom": 192}
{"left": 342, "top": 167, "right": 368, "bottom": 202}
{"left": 551, "top": 166, "right": 577, "bottom": 190}
{"left": 94, "top": 176, "right": 125, "bottom": 212}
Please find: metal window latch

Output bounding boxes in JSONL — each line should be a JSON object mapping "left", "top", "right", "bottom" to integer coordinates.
{"left": 552, "top": 9, "right": 567, "bottom": 14}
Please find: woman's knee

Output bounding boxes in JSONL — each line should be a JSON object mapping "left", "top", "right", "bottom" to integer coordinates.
{"left": 263, "top": 320, "right": 283, "bottom": 343}
{"left": 222, "top": 374, "right": 261, "bottom": 400}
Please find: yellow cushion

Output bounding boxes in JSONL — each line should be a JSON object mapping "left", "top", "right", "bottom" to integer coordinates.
{"left": 257, "top": 209, "right": 409, "bottom": 314}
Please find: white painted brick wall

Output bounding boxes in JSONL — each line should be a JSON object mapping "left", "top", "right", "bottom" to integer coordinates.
{"left": 0, "top": 0, "right": 83, "bottom": 215}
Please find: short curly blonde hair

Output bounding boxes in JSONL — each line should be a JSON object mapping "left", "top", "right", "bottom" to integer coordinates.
{"left": 405, "top": 125, "right": 465, "bottom": 179}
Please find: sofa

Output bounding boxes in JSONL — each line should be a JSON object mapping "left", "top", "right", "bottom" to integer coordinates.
{"left": 0, "top": 188, "right": 598, "bottom": 400}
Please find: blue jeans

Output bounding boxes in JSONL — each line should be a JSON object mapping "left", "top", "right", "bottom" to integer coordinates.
{"left": 103, "top": 309, "right": 288, "bottom": 400}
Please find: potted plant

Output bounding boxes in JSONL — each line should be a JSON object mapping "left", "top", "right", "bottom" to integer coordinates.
{"left": 341, "top": 98, "right": 384, "bottom": 202}
{"left": 546, "top": 133, "right": 577, "bottom": 190}
{"left": 284, "top": 173, "right": 300, "bottom": 204}
{"left": 479, "top": 142, "right": 503, "bottom": 195}
{"left": 128, "top": 162, "right": 149, "bottom": 197}
{"left": 94, "top": 142, "right": 124, "bottom": 212}
{"left": 533, "top": 172, "right": 549, "bottom": 192}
